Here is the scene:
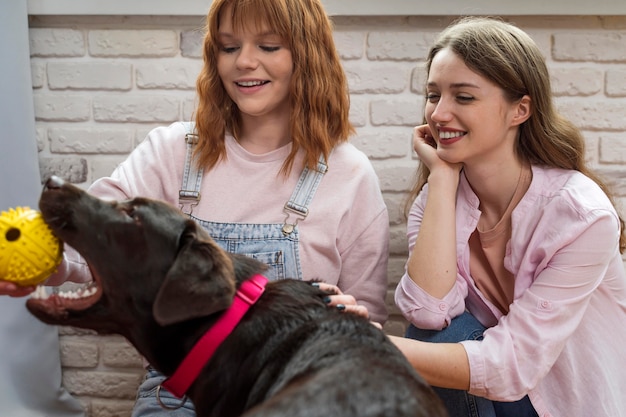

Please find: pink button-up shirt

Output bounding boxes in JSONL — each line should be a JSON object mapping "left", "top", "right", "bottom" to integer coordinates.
{"left": 395, "top": 165, "right": 626, "bottom": 417}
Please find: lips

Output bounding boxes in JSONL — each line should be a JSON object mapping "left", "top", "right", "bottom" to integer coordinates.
{"left": 438, "top": 130, "right": 466, "bottom": 145}
{"left": 236, "top": 80, "right": 269, "bottom": 87}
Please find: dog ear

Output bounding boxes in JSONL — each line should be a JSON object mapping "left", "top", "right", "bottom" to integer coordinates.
{"left": 153, "top": 228, "right": 236, "bottom": 326}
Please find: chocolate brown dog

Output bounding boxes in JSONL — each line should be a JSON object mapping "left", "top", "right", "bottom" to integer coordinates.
{"left": 27, "top": 176, "right": 446, "bottom": 417}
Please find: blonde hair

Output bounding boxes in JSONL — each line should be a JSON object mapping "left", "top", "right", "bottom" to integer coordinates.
{"left": 193, "top": 0, "right": 354, "bottom": 175}
{"left": 406, "top": 16, "right": 625, "bottom": 252}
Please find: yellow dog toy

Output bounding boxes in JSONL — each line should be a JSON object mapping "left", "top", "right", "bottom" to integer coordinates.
{"left": 0, "top": 207, "right": 62, "bottom": 286}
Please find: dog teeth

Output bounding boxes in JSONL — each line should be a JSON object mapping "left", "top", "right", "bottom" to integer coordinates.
{"left": 56, "top": 287, "right": 97, "bottom": 299}
{"left": 30, "top": 284, "right": 97, "bottom": 300}
{"left": 31, "top": 286, "right": 50, "bottom": 299}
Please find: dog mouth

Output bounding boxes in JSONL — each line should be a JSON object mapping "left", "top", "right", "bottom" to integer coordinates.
{"left": 26, "top": 175, "right": 105, "bottom": 322}
{"left": 27, "top": 271, "right": 103, "bottom": 322}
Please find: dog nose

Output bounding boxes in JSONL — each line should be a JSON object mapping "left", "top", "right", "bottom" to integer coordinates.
{"left": 45, "top": 175, "right": 65, "bottom": 190}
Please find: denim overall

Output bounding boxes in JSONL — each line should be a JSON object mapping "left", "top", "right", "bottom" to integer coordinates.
{"left": 132, "top": 122, "right": 327, "bottom": 416}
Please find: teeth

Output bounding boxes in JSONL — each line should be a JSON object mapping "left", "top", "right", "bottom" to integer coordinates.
{"left": 237, "top": 80, "right": 264, "bottom": 87}
{"left": 439, "top": 131, "right": 464, "bottom": 139}
{"left": 30, "top": 283, "right": 97, "bottom": 300}
{"left": 32, "top": 286, "right": 49, "bottom": 299}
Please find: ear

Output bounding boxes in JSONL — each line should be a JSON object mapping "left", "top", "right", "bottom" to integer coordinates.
{"left": 511, "top": 94, "right": 532, "bottom": 127}
{"left": 153, "top": 232, "right": 236, "bottom": 326}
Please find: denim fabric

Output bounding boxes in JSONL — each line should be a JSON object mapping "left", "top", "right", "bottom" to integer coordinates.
{"left": 132, "top": 220, "right": 302, "bottom": 417}
{"left": 193, "top": 218, "right": 302, "bottom": 281}
{"left": 132, "top": 367, "right": 195, "bottom": 417}
{"left": 405, "top": 312, "right": 538, "bottom": 417}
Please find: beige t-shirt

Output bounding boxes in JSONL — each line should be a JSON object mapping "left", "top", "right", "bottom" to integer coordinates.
{"left": 469, "top": 165, "right": 532, "bottom": 315}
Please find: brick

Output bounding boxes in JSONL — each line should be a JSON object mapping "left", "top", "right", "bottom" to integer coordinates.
{"left": 48, "top": 62, "right": 132, "bottom": 90}
{"left": 367, "top": 31, "right": 435, "bottom": 61}
{"left": 91, "top": 399, "right": 135, "bottom": 417}
{"left": 596, "top": 167, "right": 626, "bottom": 195}
{"left": 181, "top": 29, "right": 205, "bottom": 58}
{"left": 93, "top": 95, "right": 180, "bottom": 122}
{"left": 389, "top": 224, "right": 410, "bottom": 256}
{"left": 606, "top": 69, "right": 626, "bottom": 97}
{"left": 89, "top": 30, "right": 178, "bottom": 57}
{"left": 33, "top": 94, "right": 91, "bottom": 122}
{"left": 376, "top": 162, "right": 416, "bottom": 192}
{"left": 102, "top": 340, "right": 143, "bottom": 368}
{"left": 136, "top": 60, "right": 202, "bottom": 90}
{"left": 582, "top": 132, "right": 600, "bottom": 165}
{"left": 334, "top": 31, "right": 365, "bottom": 60}
{"left": 49, "top": 127, "right": 134, "bottom": 154}
{"left": 91, "top": 157, "right": 129, "bottom": 182}
{"left": 348, "top": 96, "right": 367, "bottom": 127}
{"left": 599, "top": 132, "right": 626, "bottom": 164}
{"left": 351, "top": 128, "right": 411, "bottom": 160}
{"left": 370, "top": 98, "right": 423, "bottom": 126}
{"left": 39, "top": 157, "right": 88, "bottom": 184}
{"left": 62, "top": 370, "right": 142, "bottom": 399}
{"left": 410, "top": 65, "right": 428, "bottom": 94}
{"left": 182, "top": 97, "right": 197, "bottom": 121}
{"left": 35, "top": 127, "right": 46, "bottom": 152}
{"left": 58, "top": 326, "right": 98, "bottom": 337}
{"left": 556, "top": 98, "right": 626, "bottom": 131}
{"left": 343, "top": 61, "right": 409, "bottom": 94}
{"left": 550, "top": 67, "right": 603, "bottom": 96}
{"left": 383, "top": 192, "right": 411, "bottom": 226}
{"left": 31, "top": 61, "right": 46, "bottom": 88}
{"left": 387, "top": 256, "right": 408, "bottom": 287}
{"left": 383, "top": 317, "right": 408, "bottom": 337}
{"left": 60, "top": 340, "right": 99, "bottom": 368}
{"left": 29, "top": 28, "right": 85, "bottom": 57}
{"left": 553, "top": 32, "right": 626, "bottom": 62}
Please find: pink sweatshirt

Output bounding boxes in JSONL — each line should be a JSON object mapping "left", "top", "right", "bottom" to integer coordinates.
{"left": 52, "top": 122, "right": 389, "bottom": 323}
{"left": 395, "top": 165, "right": 626, "bottom": 416}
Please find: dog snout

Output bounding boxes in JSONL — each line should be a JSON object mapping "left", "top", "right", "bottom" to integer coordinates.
{"left": 44, "top": 175, "right": 65, "bottom": 190}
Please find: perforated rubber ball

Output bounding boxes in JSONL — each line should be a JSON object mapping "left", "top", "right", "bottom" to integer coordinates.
{"left": 0, "top": 207, "right": 62, "bottom": 286}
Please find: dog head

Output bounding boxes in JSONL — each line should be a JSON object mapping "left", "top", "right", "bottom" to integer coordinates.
{"left": 27, "top": 176, "right": 263, "bottom": 340}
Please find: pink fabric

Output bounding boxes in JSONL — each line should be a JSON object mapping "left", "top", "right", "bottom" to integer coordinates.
{"left": 48, "top": 122, "right": 389, "bottom": 323}
{"left": 395, "top": 165, "right": 626, "bottom": 417}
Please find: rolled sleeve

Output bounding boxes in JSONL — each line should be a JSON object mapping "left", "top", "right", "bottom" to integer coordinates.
{"left": 395, "top": 272, "right": 467, "bottom": 330}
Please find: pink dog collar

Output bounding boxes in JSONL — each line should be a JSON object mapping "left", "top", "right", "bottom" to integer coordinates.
{"left": 161, "top": 274, "right": 268, "bottom": 399}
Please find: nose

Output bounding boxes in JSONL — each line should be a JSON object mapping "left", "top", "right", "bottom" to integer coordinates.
{"left": 429, "top": 97, "right": 453, "bottom": 123}
{"left": 235, "top": 44, "right": 259, "bottom": 70}
{"left": 44, "top": 175, "right": 65, "bottom": 190}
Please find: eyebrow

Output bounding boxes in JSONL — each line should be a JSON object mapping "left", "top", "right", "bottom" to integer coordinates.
{"left": 217, "top": 30, "right": 279, "bottom": 39}
{"left": 427, "top": 81, "right": 481, "bottom": 89}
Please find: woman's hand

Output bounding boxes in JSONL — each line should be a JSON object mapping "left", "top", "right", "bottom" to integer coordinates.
{"left": 0, "top": 281, "right": 36, "bottom": 297}
{"left": 314, "top": 282, "right": 382, "bottom": 329}
{"left": 413, "top": 125, "right": 463, "bottom": 177}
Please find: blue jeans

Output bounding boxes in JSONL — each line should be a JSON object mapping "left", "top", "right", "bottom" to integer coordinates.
{"left": 405, "top": 312, "right": 538, "bottom": 417}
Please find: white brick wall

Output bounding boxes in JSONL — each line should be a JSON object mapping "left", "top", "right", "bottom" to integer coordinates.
{"left": 28, "top": 14, "right": 626, "bottom": 416}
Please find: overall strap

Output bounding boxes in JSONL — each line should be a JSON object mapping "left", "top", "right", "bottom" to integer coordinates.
{"left": 178, "top": 122, "right": 203, "bottom": 215}
{"left": 282, "top": 156, "right": 328, "bottom": 236}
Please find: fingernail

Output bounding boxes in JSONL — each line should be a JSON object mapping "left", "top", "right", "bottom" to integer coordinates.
{"left": 336, "top": 304, "right": 346, "bottom": 311}
{"left": 322, "top": 296, "right": 331, "bottom": 304}
{"left": 310, "top": 282, "right": 320, "bottom": 288}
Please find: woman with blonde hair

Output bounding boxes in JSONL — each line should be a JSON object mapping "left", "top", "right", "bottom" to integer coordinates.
{"left": 329, "top": 16, "right": 626, "bottom": 417}
{"left": 392, "top": 16, "right": 626, "bottom": 417}
{"left": 0, "top": 0, "right": 389, "bottom": 415}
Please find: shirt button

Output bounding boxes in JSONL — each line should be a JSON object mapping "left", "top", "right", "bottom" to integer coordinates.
{"left": 439, "top": 303, "right": 447, "bottom": 311}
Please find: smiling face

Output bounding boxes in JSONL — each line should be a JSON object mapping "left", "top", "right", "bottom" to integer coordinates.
{"left": 216, "top": 6, "right": 293, "bottom": 126}
{"left": 425, "top": 48, "right": 529, "bottom": 169}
